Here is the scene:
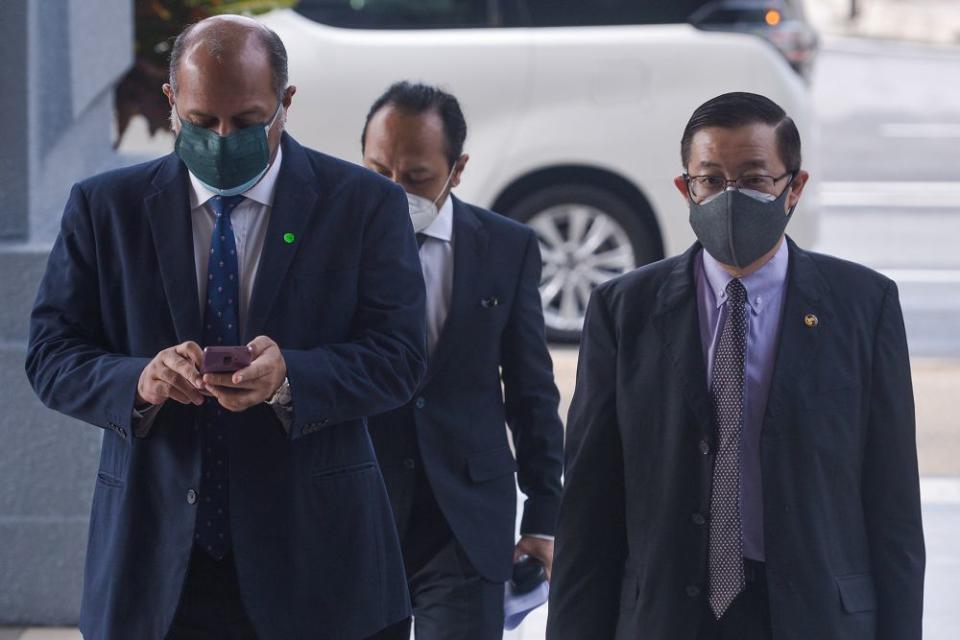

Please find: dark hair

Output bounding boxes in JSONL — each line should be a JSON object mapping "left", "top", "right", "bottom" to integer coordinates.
{"left": 680, "top": 92, "right": 801, "bottom": 172}
{"left": 361, "top": 81, "right": 467, "bottom": 167}
{"left": 168, "top": 21, "right": 288, "bottom": 102}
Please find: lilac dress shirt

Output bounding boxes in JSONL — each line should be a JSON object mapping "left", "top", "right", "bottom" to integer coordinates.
{"left": 695, "top": 239, "right": 789, "bottom": 561}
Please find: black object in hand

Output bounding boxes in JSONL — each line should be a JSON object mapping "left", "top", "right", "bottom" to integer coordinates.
{"left": 511, "top": 556, "right": 546, "bottom": 595}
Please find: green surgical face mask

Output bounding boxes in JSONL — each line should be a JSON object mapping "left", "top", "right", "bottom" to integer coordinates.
{"left": 174, "top": 103, "right": 282, "bottom": 197}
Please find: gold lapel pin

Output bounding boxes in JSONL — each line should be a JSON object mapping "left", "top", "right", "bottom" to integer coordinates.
{"left": 804, "top": 313, "right": 819, "bottom": 328}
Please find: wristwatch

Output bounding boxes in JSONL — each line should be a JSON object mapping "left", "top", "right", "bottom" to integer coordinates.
{"left": 266, "top": 377, "right": 292, "bottom": 408}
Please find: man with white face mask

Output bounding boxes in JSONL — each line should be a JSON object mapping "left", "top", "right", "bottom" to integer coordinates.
{"left": 361, "top": 82, "right": 564, "bottom": 640}
{"left": 548, "top": 92, "right": 924, "bottom": 640}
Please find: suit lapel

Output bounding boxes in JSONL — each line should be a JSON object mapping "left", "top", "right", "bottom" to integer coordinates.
{"left": 145, "top": 154, "right": 202, "bottom": 344}
{"left": 652, "top": 244, "right": 714, "bottom": 437}
{"left": 421, "top": 197, "right": 487, "bottom": 387}
{"left": 243, "top": 134, "right": 320, "bottom": 342}
{"left": 762, "top": 237, "right": 831, "bottom": 432}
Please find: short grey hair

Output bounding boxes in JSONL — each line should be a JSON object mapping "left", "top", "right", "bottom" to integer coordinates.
{"left": 168, "top": 20, "right": 288, "bottom": 101}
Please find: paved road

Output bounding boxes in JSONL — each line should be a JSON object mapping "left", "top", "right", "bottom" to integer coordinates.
{"left": 813, "top": 37, "right": 960, "bottom": 357}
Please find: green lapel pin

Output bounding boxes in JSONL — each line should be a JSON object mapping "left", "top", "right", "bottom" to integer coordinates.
{"left": 283, "top": 232, "right": 296, "bottom": 244}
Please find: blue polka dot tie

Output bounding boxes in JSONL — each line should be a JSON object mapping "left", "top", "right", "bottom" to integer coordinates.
{"left": 196, "top": 194, "right": 244, "bottom": 559}
{"left": 708, "top": 278, "right": 748, "bottom": 619}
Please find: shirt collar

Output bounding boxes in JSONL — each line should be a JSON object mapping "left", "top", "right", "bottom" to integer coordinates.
{"left": 701, "top": 238, "right": 789, "bottom": 314}
{"left": 187, "top": 145, "right": 284, "bottom": 209}
{"left": 420, "top": 193, "right": 454, "bottom": 242}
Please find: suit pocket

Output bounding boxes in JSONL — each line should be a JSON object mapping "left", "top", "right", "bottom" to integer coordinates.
{"left": 466, "top": 447, "right": 517, "bottom": 483}
{"left": 836, "top": 573, "right": 877, "bottom": 613}
{"left": 311, "top": 461, "right": 377, "bottom": 481}
{"left": 96, "top": 470, "right": 124, "bottom": 488}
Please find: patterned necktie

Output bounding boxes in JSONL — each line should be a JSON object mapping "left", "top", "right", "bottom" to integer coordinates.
{"left": 196, "top": 194, "right": 244, "bottom": 559}
{"left": 708, "top": 277, "right": 748, "bottom": 619}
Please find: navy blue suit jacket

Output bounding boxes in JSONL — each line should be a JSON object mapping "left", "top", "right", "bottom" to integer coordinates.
{"left": 368, "top": 197, "right": 564, "bottom": 582}
{"left": 25, "top": 134, "right": 427, "bottom": 640}
{"left": 547, "top": 239, "right": 924, "bottom": 640}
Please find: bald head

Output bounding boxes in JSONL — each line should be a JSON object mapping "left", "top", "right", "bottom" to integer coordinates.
{"left": 168, "top": 15, "right": 288, "bottom": 102}
{"left": 163, "top": 15, "right": 295, "bottom": 159}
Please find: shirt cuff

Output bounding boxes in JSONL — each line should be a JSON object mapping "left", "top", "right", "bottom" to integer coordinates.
{"left": 523, "top": 534, "right": 555, "bottom": 542}
{"left": 271, "top": 401, "right": 294, "bottom": 434}
{"left": 132, "top": 403, "right": 164, "bottom": 438}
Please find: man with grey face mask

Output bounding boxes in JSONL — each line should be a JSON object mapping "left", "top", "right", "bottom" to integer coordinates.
{"left": 548, "top": 92, "right": 924, "bottom": 640}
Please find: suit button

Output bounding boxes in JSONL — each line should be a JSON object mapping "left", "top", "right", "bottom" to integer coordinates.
{"left": 403, "top": 458, "right": 416, "bottom": 470}
{"left": 692, "top": 513, "right": 706, "bottom": 526}
{"left": 698, "top": 440, "right": 710, "bottom": 455}
{"left": 686, "top": 585, "right": 701, "bottom": 598}
{"left": 415, "top": 397, "right": 426, "bottom": 409}
{"left": 187, "top": 489, "right": 198, "bottom": 505}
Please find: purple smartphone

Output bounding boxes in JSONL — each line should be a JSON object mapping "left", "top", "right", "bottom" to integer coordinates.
{"left": 201, "top": 346, "right": 252, "bottom": 374}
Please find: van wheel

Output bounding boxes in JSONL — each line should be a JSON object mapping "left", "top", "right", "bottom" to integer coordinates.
{"left": 508, "top": 184, "right": 660, "bottom": 342}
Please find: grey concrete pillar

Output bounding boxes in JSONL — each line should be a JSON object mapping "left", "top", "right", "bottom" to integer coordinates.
{"left": 0, "top": 0, "right": 133, "bottom": 624}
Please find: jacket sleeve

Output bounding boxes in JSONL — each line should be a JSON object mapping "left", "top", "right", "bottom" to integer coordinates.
{"left": 500, "top": 229, "right": 564, "bottom": 536}
{"left": 281, "top": 183, "right": 427, "bottom": 439}
{"left": 25, "top": 183, "right": 151, "bottom": 437}
{"left": 547, "top": 286, "right": 626, "bottom": 640}
{"left": 862, "top": 280, "right": 925, "bottom": 640}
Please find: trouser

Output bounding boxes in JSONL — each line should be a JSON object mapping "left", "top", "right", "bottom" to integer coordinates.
{"left": 166, "top": 548, "right": 258, "bottom": 640}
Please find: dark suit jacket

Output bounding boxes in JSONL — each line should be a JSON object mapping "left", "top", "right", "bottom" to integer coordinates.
{"left": 368, "top": 197, "right": 564, "bottom": 583}
{"left": 25, "top": 134, "right": 427, "bottom": 640}
{"left": 547, "top": 238, "right": 924, "bottom": 640}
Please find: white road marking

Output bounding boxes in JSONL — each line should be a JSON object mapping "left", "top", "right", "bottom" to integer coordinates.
{"left": 880, "top": 269, "right": 960, "bottom": 284}
{"left": 820, "top": 181, "right": 960, "bottom": 208}
{"left": 881, "top": 123, "right": 960, "bottom": 138}
{"left": 921, "top": 477, "right": 960, "bottom": 506}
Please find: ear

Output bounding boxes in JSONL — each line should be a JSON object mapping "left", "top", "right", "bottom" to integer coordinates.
{"left": 787, "top": 170, "right": 810, "bottom": 211}
{"left": 162, "top": 83, "right": 174, "bottom": 107}
{"left": 674, "top": 174, "right": 691, "bottom": 201}
{"left": 450, "top": 153, "right": 470, "bottom": 189}
{"left": 282, "top": 85, "right": 296, "bottom": 110}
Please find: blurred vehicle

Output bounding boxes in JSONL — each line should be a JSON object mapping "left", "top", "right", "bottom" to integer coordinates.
{"left": 690, "top": 0, "right": 819, "bottom": 78}
{"left": 260, "top": 0, "right": 819, "bottom": 341}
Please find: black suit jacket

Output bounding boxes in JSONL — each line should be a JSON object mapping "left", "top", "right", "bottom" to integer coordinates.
{"left": 368, "top": 197, "right": 564, "bottom": 582}
{"left": 547, "top": 239, "right": 924, "bottom": 640}
{"left": 25, "top": 134, "right": 427, "bottom": 640}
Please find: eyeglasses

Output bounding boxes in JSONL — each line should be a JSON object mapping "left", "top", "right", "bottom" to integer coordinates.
{"left": 684, "top": 171, "right": 796, "bottom": 202}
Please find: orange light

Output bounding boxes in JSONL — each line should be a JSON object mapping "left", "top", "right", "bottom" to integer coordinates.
{"left": 765, "top": 9, "right": 782, "bottom": 26}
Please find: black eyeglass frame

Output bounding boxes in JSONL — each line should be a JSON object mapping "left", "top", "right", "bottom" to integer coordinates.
{"left": 683, "top": 170, "right": 797, "bottom": 202}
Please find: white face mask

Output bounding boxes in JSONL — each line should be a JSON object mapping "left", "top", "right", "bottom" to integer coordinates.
{"left": 406, "top": 167, "right": 456, "bottom": 233}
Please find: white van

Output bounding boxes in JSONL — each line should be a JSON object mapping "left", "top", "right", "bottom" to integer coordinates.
{"left": 259, "top": 1, "right": 819, "bottom": 340}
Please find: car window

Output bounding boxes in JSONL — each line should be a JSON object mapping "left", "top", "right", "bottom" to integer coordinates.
{"left": 515, "top": 0, "right": 711, "bottom": 26}
{"left": 295, "top": 0, "right": 494, "bottom": 29}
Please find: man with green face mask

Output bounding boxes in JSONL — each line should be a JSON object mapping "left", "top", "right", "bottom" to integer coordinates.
{"left": 548, "top": 92, "right": 924, "bottom": 640}
{"left": 26, "top": 15, "right": 426, "bottom": 640}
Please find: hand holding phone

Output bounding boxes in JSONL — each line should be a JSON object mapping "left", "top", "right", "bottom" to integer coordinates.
{"left": 201, "top": 346, "right": 252, "bottom": 374}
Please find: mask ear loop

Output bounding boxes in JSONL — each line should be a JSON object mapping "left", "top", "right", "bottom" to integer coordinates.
{"left": 779, "top": 171, "right": 799, "bottom": 216}
{"left": 432, "top": 159, "right": 460, "bottom": 208}
{"left": 265, "top": 102, "right": 284, "bottom": 133}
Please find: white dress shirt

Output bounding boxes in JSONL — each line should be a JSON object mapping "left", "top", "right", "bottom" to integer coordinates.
{"left": 418, "top": 195, "right": 455, "bottom": 354}
{"left": 133, "top": 149, "right": 289, "bottom": 435}
{"left": 189, "top": 147, "right": 283, "bottom": 338}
